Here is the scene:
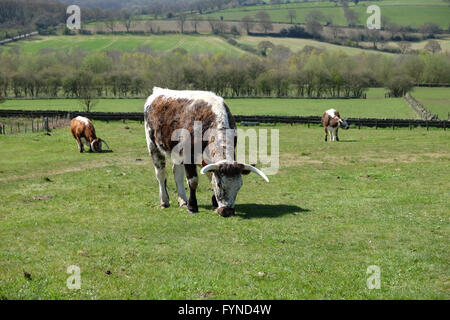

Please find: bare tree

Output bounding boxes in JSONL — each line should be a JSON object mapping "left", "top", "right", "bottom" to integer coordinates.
{"left": 177, "top": 13, "right": 187, "bottom": 33}
{"left": 255, "top": 11, "right": 273, "bottom": 34}
{"left": 240, "top": 15, "right": 254, "bottom": 34}
{"left": 190, "top": 15, "right": 203, "bottom": 33}
{"left": 207, "top": 18, "right": 218, "bottom": 33}
{"left": 306, "top": 20, "right": 323, "bottom": 39}
{"left": 397, "top": 41, "right": 412, "bottom": 54}
{"left": 424, "top": 39, "right": 442, "bottom": 54}
{"left": 105, "top": 13, "right": 117, "bottom": 33}
{"left": 366, "top": 29, "right": 381, "bottom": 49}
{"left": 420, "top": 22, "right": 441, "bottom": 39}
{"left": 287, "top": 9, "right": 297, "bottom": 24}
{"left": 385, "top": 21, "right": 401, "bottom": 39}
{"left": 145, "top": 21, "right": 154, "bottom": 34}
{"left": 121, "top": 9, "right": 135, "bottom": 33}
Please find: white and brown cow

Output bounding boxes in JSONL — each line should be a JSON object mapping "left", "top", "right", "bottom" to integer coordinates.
{"left": 70, "top": 116, "right": 109, "bottom": 152}
{"left": 144, "top": 87, "right": 269, "bottom": 217}
{"left": 321, "top": 109, "right": 349, "bottom": 142}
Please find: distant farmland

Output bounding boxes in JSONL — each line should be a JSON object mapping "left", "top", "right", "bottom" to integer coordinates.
{"left": 3, "top": 34, "right": 246, "bottom": 56}
{"left": 237, "top": 36, "right": 395, "bottom": 56}
{"left": 202, "top": 0, "right": 450, "bottom": 28}
{"left": 4, "top": 34, "right": 403, "bottom": 57}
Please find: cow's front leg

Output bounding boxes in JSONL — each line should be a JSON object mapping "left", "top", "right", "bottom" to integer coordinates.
{"left": 173, "top": 164, "right": 188, "bottom": 208}
{"left": 205, "top": 172, "right": 218, "bottom": 209}
{"left": 150, "top": 144, "right": 170, "bottom": 208}
{"left": 324, "top": 126, "right": 328, "bottom": 142}
{"left": 76, "top": 138, "right": 84, "bottom": 152}
{"left": 335, "top": 128, "right": 339, "bottom": 142}
{"left": 184, "top": 164, "right": 198, "bottom": 213}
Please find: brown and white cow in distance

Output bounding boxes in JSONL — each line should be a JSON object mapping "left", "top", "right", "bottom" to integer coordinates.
{"left": 70, "top": 116, "right": 109, "bottom": 152}
{"left": 321, "top": 109, "right": 349, "bottom": 142}
{"left": 144, "top": 87, "right": 269, "bottom": 217}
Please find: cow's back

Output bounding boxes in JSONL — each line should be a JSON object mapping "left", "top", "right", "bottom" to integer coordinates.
{"left": 144, "top": 88, "right": 235, "bottom": 152}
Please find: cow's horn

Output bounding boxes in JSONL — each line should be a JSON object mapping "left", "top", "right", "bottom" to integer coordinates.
{"left": 243, "top": 164, "right": 269, "bottom": 182}
{"left": 200, "top": 163, "right": 219, "bottom": 174}
{"left": 100, "top": 139, "right": 110, "bottom": 150}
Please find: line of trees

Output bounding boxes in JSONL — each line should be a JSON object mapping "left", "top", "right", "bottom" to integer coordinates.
{"left": 0, "top": 46, "right": 449, "bottom": 102}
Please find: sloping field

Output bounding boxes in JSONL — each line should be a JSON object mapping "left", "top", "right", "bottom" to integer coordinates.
{"left": 202, "top": 0, "right": 450, "bottom": 28}
{"left": 412, "top": 87, "right": 450, "bottom": 120}
{"left": 3, "top": 34, "right": 246, "bottom": 56}
{"left": 237, "top": 36, "right": 395, "bottom": 56}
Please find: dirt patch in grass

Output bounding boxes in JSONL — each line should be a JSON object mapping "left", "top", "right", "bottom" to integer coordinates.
{"left": 0, "top": 157, "right": 151, "bottom": 183}
{"left": 283, "top": 153, "right": 324, "bottom": 167}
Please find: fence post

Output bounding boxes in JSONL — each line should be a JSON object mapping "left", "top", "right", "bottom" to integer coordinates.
{"left": 44, "top": 117, "right": 49, "bottom": 132}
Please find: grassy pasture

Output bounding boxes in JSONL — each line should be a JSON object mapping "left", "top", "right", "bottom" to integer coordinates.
{"left": 0, "top": 121, "right": 448, "bottom": 299}
{"left": 202, "top": 0, "right": 450, "bottom": 28}
{"left": 3, "top": 34, "right": 246, "bottom": 56}
{"left": 0, "top": 89, "right": 416, "bottom": 119}
{"left": 412, "top": 87, "right": 450, "bottom": 120}
{"left": 237, "top": 36, "right": 395, "bottom": 56}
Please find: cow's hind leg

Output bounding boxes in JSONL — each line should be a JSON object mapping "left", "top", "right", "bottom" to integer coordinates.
{"left": 150, "top": 143, "right": 170, "bottom": 208}
{"left": 184, "top": 164, "right": 199, "bottom": 213}
{"left": 173, "top": 164, "right": 188, "bottom": 208}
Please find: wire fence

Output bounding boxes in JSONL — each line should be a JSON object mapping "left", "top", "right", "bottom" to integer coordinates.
{"left": 0, "top": 110, "right": 448, "bottom": 133}
{"left": 0, "top": 115, "right": 71, "bottom": 135}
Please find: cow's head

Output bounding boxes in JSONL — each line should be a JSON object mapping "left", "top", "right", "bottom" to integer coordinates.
{"left": 338, "top": 118, "right": 349, "bottom": 130}
{"left": 200, "top": 161, "right": 269, "bottom": 217}
{"left": 90, "top": 138, "right": 110, "bottom": 153}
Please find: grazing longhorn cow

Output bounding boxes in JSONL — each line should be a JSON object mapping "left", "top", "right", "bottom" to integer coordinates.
{"left": 144, "top": 87, "right": 269, "bottom": 217}
{"left": 321, "top": 109, "right": 349, "bottom": 142}
{"left": 70, "top": 116, "right": 109, "bottom": 153}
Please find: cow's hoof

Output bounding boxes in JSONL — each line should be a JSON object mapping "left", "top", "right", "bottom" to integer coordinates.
{"left": 160, "top": 203, "right": 170, "bottom": 209}
{"left": 178, "top": 198, "right": 188, "bottom": 208}
{"left": 187, "top": 206, "right": 198, "bottom": 214}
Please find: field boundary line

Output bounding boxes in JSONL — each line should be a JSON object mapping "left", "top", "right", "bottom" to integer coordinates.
{"left": 404, "top": 93, "right": 439, "bottom": 120}
{"left": 0, "top": 110, "right": 448, "bottom": 129}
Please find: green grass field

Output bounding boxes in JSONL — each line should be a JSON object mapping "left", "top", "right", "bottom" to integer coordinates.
{"left": 0, "top": 121, "right": 448, "bottom": 299}
{"left": 3, "top": 34, "right": 246, "bottom": 56}
{"left": 412, "top": 87, "right": 450, "bottom": 120}
{"left": 237, "top": 36, "right": 395, "bottom": 56}
{"left": 202, "top": 0, "right": 450, "bottom": 28}
{"left": 0, "top": 88, "right": 416, "bottom": 119}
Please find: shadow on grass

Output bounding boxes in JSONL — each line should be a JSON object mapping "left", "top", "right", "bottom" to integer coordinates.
{"left": 236, "top": 204, "right": 309, "bottom": 219}
{"left": 338, "top": 140, "right": 357, "bottom": 143}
